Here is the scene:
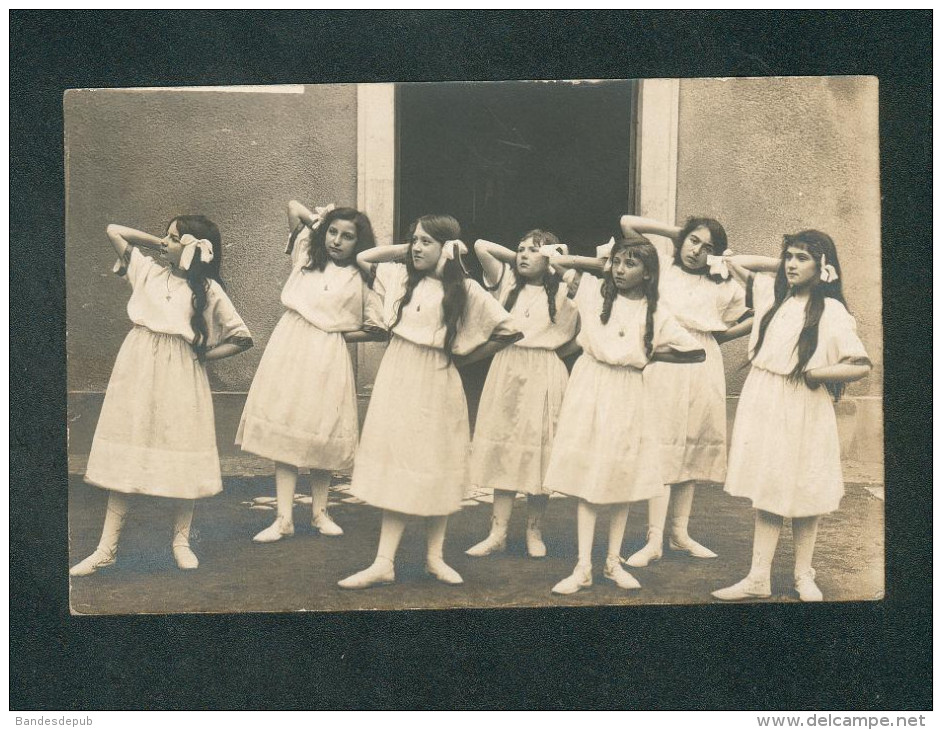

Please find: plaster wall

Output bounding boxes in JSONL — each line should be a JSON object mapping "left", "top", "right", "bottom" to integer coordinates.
{"left": 673, "top": 77, "right": 882, "bottom": 469}
{"left": 65, "top": 85, "right": 358, "bottom": 393}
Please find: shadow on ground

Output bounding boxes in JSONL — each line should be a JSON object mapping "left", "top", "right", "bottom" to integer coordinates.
{"left": 68, "top": 475, "right": 884, "bottom": 615}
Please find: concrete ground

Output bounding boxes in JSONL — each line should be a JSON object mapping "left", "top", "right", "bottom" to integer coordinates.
{"left": 68, "top": 468, "right": 884, "bottom": 615}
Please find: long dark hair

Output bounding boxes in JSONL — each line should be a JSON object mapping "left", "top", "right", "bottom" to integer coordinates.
{"left": 389, "top": 214, "right": 468, "bottom": 360}
{"left": 674, "top": 216, "right": 729, "bottom": 283}
{"left": 752, "top": 229, "right": 848, "bottom": 400}
{"left": 600, "top": 234, "right": 660, "bottom": 360}
{"left": 169, "top": 215, "right": 224, "bottom": 362}
{"left": 286, "top": 206, "right": 375, "bottom": 274}
{"left": 503, "top": 229, "right": 563, "bottom": 323}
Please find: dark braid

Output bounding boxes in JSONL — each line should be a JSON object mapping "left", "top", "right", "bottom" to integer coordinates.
{"left": 544, "top": 272, "right": 560, "bottom": 322}
{"left": 186, "top": 257, "right": 212, "bottom": 362}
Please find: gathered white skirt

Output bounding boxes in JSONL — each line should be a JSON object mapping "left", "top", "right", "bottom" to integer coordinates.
{"left": 85, "top": 325, "right": 222, "bottom": 499}
{"left": 645, "top": 329, "right": 727, "bottom": 485}
{"left": 350, "top": 336, "right": 470, "bottom": 516}
{"left": 469, "top": 345, "right": 568, "bottom": 495}
{"left": 236, "top": 310, "right": 358, "bottom": 470}
{"left": 543, "top": 354, "right": 665, "bottom": 505}
{"left": 725, "top": 366, "right": 844, "bottom": 517}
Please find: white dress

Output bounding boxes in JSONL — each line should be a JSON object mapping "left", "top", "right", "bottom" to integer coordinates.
{"left": 646, "top": 242, "right": 748, "bottom": 485}
{"left": 236, "top": 229, "right": 378, "bottom": 470}
{"left": 542, "top": 273, "right": 701, "bottom": 505}
{"left": 350, "top": 262, "right": 520, "bottom": 516}
{"left": 469, "top": 264, "right": 579, "bottom": 494}
{"left": 724, "top": 275, "right": 870, "bottom": 517}
{"left": 85, "top": 248, "right": 252, "bottom": 499}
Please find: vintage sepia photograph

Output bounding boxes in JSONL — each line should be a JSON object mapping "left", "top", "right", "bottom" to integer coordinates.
{"left": 65, "top": 77, "right": 883, "bottom": 615}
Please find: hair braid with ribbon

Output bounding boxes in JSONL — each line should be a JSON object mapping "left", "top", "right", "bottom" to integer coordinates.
{"left": 169, "top": 215, "right": 224, "bottom": 362}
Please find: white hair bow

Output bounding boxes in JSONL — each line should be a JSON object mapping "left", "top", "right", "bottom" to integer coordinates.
{"left": 442, "top": 239, "right": 468, "bottom": 260}
{"left": 597, "top": 237, "right": 616, "bottom": 272}
{"left": 706, "top": 251, "right": 732, "bottom": 280}
{"left": 538, "top": 243, "right": 568, "bottom": 259}
{"left": 309, "top": 203, "right": 336, "bottom": 230}
{"left": 820, "top": 254, "right": 839, "bottom": 283}
{"left": 178, "top": 234, "right": 214, "bottom": 271}
{"left": 436, "top": 239, "right": 469, "bottom": 276}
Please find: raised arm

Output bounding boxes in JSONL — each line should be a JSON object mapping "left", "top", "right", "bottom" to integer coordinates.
{"left": 720, "top": 254, "right": 777, "bottom": 289}
{"left": 355, "top": 243, "right": 410, "bottom": 275}
{"left": 620, "top": 215, "right": 681, "bottom": 241}
{"left": 287, "top": 200, "right": 321, "bottom": 233}
{"left": 474, "top": 239, "right": 516, "bottom": 287}
{"left": 105, "top": 224, "right": 164, "bottom": 260}
{"left": 546, "top": 254, "right": 607, "bottom": 276}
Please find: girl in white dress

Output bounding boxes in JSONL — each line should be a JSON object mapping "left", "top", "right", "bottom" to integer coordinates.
{"left": 465, "top": 232, "right": 578, "bottom": 559}
{"left": 237, "top": 201, "right": 383, "bottom": 543}
{"left": 541, "top": 235, "right": 705, "bottom": 595}
{"left": 71, "top": 217, "right": 253, "bottom": 576}
{"left": 617, "top": 215, "right": 752, "bottom": 567}
{"left": 712, "top": 230, "right": 871, "bottom": 602}
{"left": 337, "top": 215, "right": 521, "bottom": 589}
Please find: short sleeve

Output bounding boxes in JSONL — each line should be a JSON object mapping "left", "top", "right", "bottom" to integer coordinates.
{"left": 451, "top": 280, "right": 521, "bottom": 355}
{"left": 749, "top": 273, "right": 776, "bottom": 315}
{"left": 119, "top": 247, "right": 160, "bottom": 290}
{"left": 205, "top": 284, "right": 253, "bottom": 349}
{"left": 287, "top": 226, "right": 313, "bottom": 270}
{"left": 487, "top": 263, "right": 518, "bottom": 305}
{"left": 720, "top": 279, "right": 749, "bottom": 324}
{"left": 361, "top": 278, "right": 387, "bottom": 336}
{"left": 653, "top": 305, "right": 702, "bottom": 354}
{"left": 651, "top": 235, "right": 676, "bottom": 272}
{"left": 807, "top": 301, "right": 871, "bottom": 370}
{"left": 573, "top": 272, "right": 603, "bottom": 315}
{"left": 372, "top": 261, "right": 408, "bottom": 301}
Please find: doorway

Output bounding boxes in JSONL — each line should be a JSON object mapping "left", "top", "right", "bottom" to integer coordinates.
{"left": 396, "top": 80, "right": 638, "bottom": 255}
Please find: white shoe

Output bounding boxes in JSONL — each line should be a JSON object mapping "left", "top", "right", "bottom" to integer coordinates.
{"left": 338, "top": 558, "right": 395, "bottom": 589}
{"left": 526, "top": 524, "right": 547, "bottom": 559}
{"left": 625, "top": 539, "right": 663, "bottom": 568}
{"left": 669, "top": 534, "right": 718, "bottom": 559}
{"left": 552, "top": 563, "right": 593, "bottom": 595}
{"left": 312, "top": 511, "right": 344, "bottom": 537}
{"left": 604, "top": 557, "right": 641, "bottom": 590}
{"left": 795, "top": 569, "right": 823, "bottom": 602}
{"left": 253, "top": 517, "right": 294, "bottom": 544}
{"left": 172, "top": 545, "right": 199, "bottom": 570}
{"left": 69, "top": 548, "right": 116, "bottom": 577}
{"left": 712, "top": 576, "right": 772, "bottom": 601}
{"left": 425, "top": 557, "right": 464, "bottom": 585}
{"left": 465, "top": 532, "right": 507, "bottom": 557}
